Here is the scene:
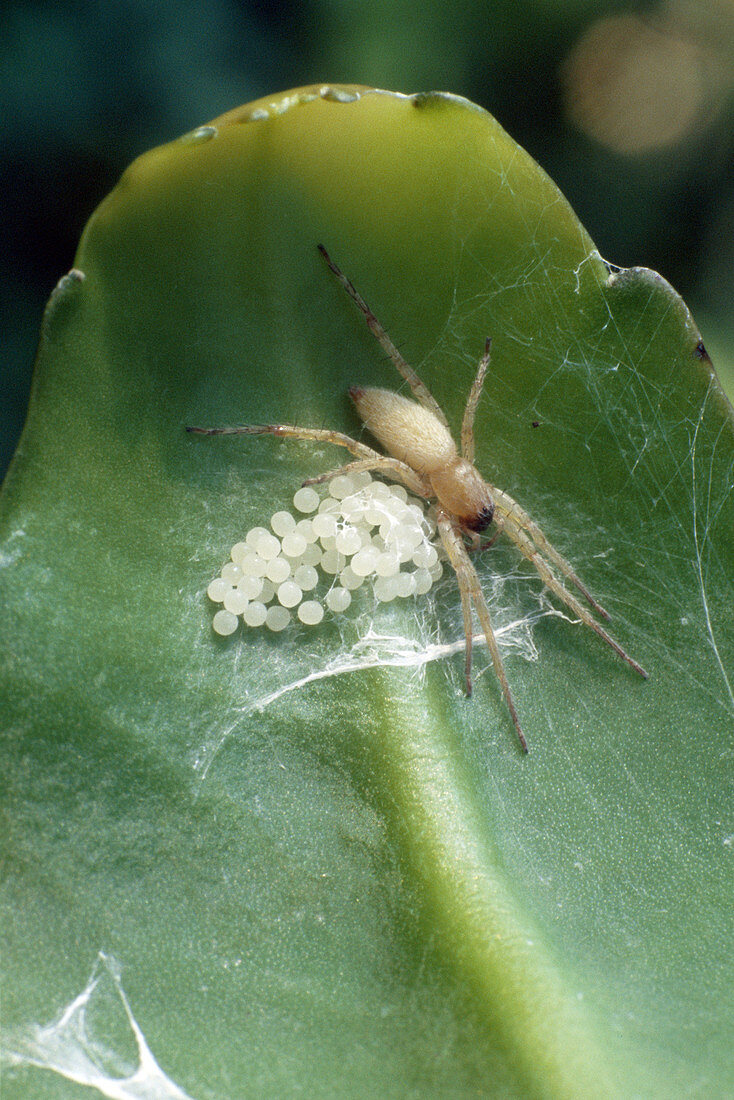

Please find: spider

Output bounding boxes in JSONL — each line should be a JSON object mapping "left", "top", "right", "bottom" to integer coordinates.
{"left": 187, "top": 244, "right": 648, "bottom": 752}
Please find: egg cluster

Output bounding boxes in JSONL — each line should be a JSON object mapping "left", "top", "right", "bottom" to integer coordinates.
{"left": 206, "top": 471, "right": 444, "bottom": 635}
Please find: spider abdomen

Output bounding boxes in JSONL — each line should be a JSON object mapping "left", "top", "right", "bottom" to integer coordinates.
{"left": 350, "top": 386, "right": 456, "bottom": 474}
{"left": 350, "top": 386, "right": 494, "bottom": 532}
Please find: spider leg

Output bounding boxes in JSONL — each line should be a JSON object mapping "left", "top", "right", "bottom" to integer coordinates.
{"left": 437, "top": 518, "right": 476, "bottom": 696}
{"left": 461, "top": 337, "right": 491, "bottom": 465}
{"left": 500, "top": 512, "right": 648, "bottom": 679}
{"left": 490, "top": 487, "right": 611, "bottom": 620}
{"left": 317, "top": 244, "right": 450, "bottom": 428}
{"left": 437, "top": 509, "right": 528, "bottom": 753}
{"left": 458, "top": 563, "right": 475, "bottom": 699}
{"left": 303, "top": 455, "right": 430, "bottom": 497}
{"left": 186, "top": 423, "right": 431, "bottom": 496}
{"left": 186, "top": 422, "right": 379, "bottom": 460}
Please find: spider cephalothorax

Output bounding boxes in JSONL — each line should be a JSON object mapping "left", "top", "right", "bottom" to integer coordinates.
{"left": 187, "top": 244, "right": 648, "bottom": 752}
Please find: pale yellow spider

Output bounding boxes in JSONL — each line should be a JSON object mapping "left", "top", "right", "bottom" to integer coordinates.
{"left": 188, "top": 244, "right": 648, "bottom": 752}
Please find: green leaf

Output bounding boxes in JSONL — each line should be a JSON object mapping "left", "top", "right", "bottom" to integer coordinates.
{"left": 2, "top": 85, "right": 732, "bottom": 1099}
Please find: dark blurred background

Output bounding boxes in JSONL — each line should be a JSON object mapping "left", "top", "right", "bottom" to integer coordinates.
{"left": 3, "top": 0, "right": 733, "bottom": 479}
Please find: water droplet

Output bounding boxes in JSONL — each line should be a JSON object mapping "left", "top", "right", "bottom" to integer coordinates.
{"left": 183, "top": 125, "right": 217, "bottom": 143}
{"left": 319, "top": 87, "right": 360, "bottom": 104}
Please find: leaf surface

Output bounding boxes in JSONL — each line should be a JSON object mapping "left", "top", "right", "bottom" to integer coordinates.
{"left": 2, "top": 86, "right": 732, "bottom": 1099}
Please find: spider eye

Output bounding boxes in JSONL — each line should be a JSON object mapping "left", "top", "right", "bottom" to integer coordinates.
{"left": 465, "top": 503, "right": 494, "bottom": 533}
